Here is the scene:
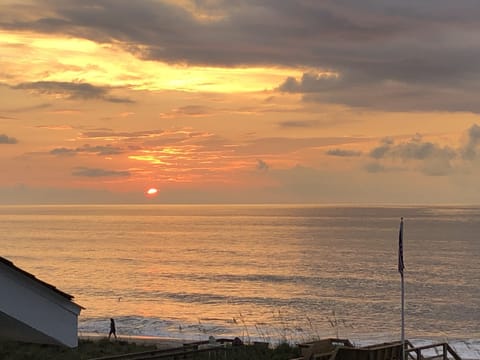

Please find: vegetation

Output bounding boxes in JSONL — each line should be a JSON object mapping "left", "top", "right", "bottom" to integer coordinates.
{"left": 196, "top": 342, "right": 301, "bottom": 360}
{"left": 0, "top": 338, "right": 301, "bottom": 360}
{"left": 0, "top": 338, "right": 157, "bottom": 360}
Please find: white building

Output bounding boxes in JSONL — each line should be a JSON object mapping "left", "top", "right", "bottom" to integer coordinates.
{"left": 0, "top": 257, "right": 83, "bottom": 348}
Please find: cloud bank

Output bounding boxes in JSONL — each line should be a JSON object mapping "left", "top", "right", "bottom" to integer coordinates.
{"left": 0, "top": 134, "right": 18, "bottom": 144}
{"left": 13, "top": 81, "right": 133, "bottom": 103}
{"left": 72, "top": 167, "right": 131, "bottom": 177}
{"left": 2, "top": 1, "right": 480, "bottom": 110}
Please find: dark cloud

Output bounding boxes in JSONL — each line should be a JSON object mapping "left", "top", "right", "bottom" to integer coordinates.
{"left": 50, "top": 147, "right": 76, "bottom": 156}
{"left": 3, "top": 1, "right": 480, "bottom": 110}
{"left": 367, "top": 134, "right": 457, "bottom": 176}
{"left": 173, "top": 105, "right": 211, "bottom": 116}
{"left": 0, "top": 1, "right": 415, "bottom": 66}
{"left": 0, "top": 102, "right": 52, "bottom": 113}
{"left": 72, "top": 167, "right": 130, "bottom": 177}
{"left": 256, "top": 159, "right": 269, "bottom": 171}
{"left": 0, "top": 134, "right": 18, "bottom": 144}
{"left": 50, "top": 144, "right": 123, "bottom": 156}
{"left": 369, "top": 137, "right": 393, "bottom": 159}
{"left": 369, "top": 135, "right": 456, "bottom": 161}
{"left": 105, "top": 96, "right": 134, "bottom": 103}
{"left": 364, "top": 162, "right": 386, "bottom": 173}
{"left": 81, "top": 129, "right": 163, "bottom": 140}
{"left": 461, "top": 124, "right": 480, "bottom": 160}
{"left": 84, "top": 144, "right": 124, "bottom": 155}
{"left": 326, "top": 148, "right": 362, "bottom": 157}
{"left": 277, "top": 120, "right": 320, "bottom": 128}
{"left": 281, "top": 73, "right": 480, "bottom": 112}
{"left": 235, "top": 136, "right": 370, "bottom": 156}
{"left": 279, "top": 73, "right": 343, "bottom": 93}
{"left": 13, "top": 81, "right": 133, "bottom": 103}
{"left": 421, "top": 158, "right": 453, "bottom": 176}
{"left": 397, "top": 141, "right": 455, "bottom": 161}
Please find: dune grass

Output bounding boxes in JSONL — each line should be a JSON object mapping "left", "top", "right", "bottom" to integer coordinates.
{"left": 0, "top": 338, "right": 157, "bottom": 360}
{"left": 0, "top": 338, "right": 301, "bottom": 360}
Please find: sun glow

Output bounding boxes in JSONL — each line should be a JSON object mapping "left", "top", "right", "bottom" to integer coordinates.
{"left": 145, "top": 187, "right": 159, "bottom": 198}
{"left": 0, "top": 30, "right": 305, "bottom": 93}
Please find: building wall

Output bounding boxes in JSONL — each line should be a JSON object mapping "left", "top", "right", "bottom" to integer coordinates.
{"left": 0, "top": 265, "right": 81, "bottom": 348}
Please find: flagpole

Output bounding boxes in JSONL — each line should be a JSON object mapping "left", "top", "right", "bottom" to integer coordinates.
{"left": 399, "top": 217, "right": 405, "bottom": 360}
{"left": 401, "top": 263, "right": 405, "bottom": 360}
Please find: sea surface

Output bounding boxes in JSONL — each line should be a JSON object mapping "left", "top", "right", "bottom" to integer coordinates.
{"left": 1, "top": 205, "right": 479, "bottom": 350}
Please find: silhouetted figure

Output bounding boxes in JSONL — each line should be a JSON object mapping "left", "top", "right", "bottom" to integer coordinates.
{"left": 108, "top": 318, "right": 117, "bottom": 340}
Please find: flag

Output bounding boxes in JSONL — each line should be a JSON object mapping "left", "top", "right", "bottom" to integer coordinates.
{"left": 398, "top": 217, "right": 405, "bottom": 275}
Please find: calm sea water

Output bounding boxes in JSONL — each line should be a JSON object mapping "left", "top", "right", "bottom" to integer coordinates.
{"left": 1, "top": 205, "right": 479, "bottom": 344}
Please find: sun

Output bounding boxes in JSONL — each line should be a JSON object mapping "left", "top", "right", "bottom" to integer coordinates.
{"left": 145, "top": 187, "right": 159, "bottom": 198}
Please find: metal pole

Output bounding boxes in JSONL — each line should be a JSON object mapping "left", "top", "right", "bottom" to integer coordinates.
{"left": 401, "top": 271, "right": 405, "bottom": 360}
{"left": 399, "top": 217, "right": 405, "bottom": 360}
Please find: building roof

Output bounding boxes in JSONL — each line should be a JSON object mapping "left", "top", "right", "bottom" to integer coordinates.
{"left": 0, "top": 256, "right": 74, "bottom": 301}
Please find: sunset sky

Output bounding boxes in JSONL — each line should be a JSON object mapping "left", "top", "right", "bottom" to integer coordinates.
{"left": 2, "top": 0, "right": 480, "bottom": 204}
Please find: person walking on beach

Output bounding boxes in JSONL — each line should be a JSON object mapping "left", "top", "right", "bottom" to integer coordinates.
{"left": 108, "top": 318, "right": 117, "bottom": 340}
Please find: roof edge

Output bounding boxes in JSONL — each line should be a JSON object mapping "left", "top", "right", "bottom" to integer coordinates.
{"left": 0, "top": 256, "right": 75, "bottom": 301}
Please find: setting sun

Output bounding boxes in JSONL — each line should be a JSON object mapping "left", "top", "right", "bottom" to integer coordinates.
{"left": 145, "top": 188, "right": 159, "bottom": 197}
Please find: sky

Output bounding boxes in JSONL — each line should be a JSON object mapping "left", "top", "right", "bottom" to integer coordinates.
{"left": 1, "top": 0, "right": 480, "bottom": 204}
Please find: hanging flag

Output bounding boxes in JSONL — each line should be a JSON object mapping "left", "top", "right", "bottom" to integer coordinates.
{"left": 398, "top": 217, "right": 405, "bottom": 275}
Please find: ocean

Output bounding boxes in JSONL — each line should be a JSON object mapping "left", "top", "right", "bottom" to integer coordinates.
{"left": 1, "top": 204, "right": 479, "bottom": 353}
